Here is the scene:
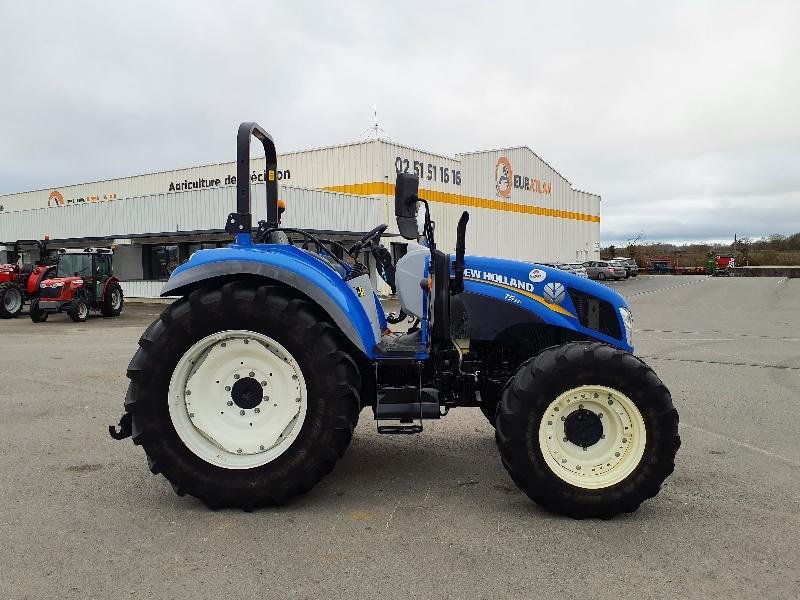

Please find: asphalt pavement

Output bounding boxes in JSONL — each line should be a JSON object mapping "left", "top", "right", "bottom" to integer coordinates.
{"left": 1, "top": 275, "right": 798, "bottom": 599}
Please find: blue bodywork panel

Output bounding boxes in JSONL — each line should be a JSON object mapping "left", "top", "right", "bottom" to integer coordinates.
{"left": 161, "top": 241, "right": 633, "bottom": 360}
{"left": 163, "top": 243, "right": 382, "bottom": 357}
{"left": 458, "top": 255, "right": 633, "bottom": 353}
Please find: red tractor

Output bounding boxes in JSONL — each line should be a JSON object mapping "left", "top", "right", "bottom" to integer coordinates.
{"left": 0, "top": 239, "right": 57, "bottom": 319}
{"left": 30, "top": 248, "right": 124, "bottom": 323}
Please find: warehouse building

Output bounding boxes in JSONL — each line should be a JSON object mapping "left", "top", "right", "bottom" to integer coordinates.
{"left": 0, "top": 138, "right": 601, "bottom": 297}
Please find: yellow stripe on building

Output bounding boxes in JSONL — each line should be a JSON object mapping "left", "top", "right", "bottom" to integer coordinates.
{"left": 321, "top": 181, "right": 600, "bottom": 223}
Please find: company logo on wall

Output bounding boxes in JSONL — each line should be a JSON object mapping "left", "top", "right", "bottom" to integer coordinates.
{"left": 494, "top": 155, "right": 553, "bottom": 198}
{"left": 47, "top": 190, "right": 117, "bottom": 208}
{"left": 495, "top": 156, "right": 513, "bottom": 198}
{"left": 48, "top": 191, "right": 65, "bottom": 207}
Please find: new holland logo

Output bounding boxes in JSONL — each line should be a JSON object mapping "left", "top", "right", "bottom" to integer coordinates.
{"left": 543, "top": 282, "right": 565, "bottom": 304}
{"left": 495, "top": 156, "right": 513, "bottom": 198}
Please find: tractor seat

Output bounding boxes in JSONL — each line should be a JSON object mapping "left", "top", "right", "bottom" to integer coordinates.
{"left": 20, "top": 263, "right": 35, "bottom": 277}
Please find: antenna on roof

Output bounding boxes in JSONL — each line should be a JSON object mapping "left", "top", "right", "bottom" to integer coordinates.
{"left": 362, "top": 104, "right": 389, "bottom": 141}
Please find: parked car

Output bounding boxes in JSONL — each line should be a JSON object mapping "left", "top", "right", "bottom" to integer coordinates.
{"left": 565, "top": 263, "right": 589, "bottom": 278}
{"left": 609, "top": 257, "right": 638, "bottom": 278}
{"left": 583, "top": 260, "right": 626, "bottom": 281}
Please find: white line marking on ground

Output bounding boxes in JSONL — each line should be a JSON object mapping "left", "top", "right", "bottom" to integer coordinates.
{"left": 683, "top": 423, "right": 800, "bottom": 468}
{"left": 385, "top": 500, "right": 400, "bottom": 530}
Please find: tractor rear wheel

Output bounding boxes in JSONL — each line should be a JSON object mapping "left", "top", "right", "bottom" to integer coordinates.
{"left": 495, "top": 342, "right": 680, "bottom": 518}
{"left": 29, "top": 299, "right": 48, "bottom": 322}
{"left": 0, "top": 282, "right": 24, "bottom": 319}
{"left": 68, "top": 297, "right": 89, "bottom": 322}
{"left": 101, "top": 282, "right": 124, "bottom": 317}
{"left": 123, "top": 281, "right": 361, "bottom": 510}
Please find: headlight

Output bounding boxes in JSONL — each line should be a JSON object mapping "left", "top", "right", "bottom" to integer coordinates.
{"left": 619, "top": 307, "right": 634, "bottom": 344}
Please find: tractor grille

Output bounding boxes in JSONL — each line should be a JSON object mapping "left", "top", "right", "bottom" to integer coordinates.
{"left": 39, "top": 285, "right": 62, "bottom": 299}
{"left": 567, "top": 288, "right": 622, "bottom": 340}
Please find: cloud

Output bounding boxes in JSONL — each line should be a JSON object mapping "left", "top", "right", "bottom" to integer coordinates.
{"left": 0, "top": 0, "right": 798, "bottom": 242}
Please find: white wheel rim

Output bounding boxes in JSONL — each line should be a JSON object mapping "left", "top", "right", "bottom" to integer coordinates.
{"left": 4, "top": 287, "right": 22, "bottom": 312}
{"left": 168, "top": 330, "right": 307, "bottom": 470}
{"left": 538, "top": 385, "right": 646, "bottom": 489}
{"left": 78, "top": 303, "right": 88, "bottom": 320}
{"left": 111, "top": 290, "right": 121, "bottom": 310}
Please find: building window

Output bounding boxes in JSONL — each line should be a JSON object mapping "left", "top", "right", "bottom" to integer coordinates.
{"left": 144, "top": 244, "right": 179, "bottom": 280}
{"left": 391, "top": 242, "right": 408, "bottom": 264}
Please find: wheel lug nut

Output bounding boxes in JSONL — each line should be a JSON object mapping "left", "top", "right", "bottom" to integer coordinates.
{"left": 221, "top": 342, "right": 226, "bottom": 348}
{"left": 225, "top": 386, "right": 231, "bottom": 391}
{"left": 236, "top": 448, "right": 242, "bottom": 453}
{"left": 243, "top": 339, "right": 249, "bottom": 345}
{"left": 261, "top": 381, "right": 267, "bottom": 386}
{"left": 249, "top": 371, "right": 255, "bottom": 377}
{"left": 239, "top": 410, "right": 245, "bottom": 416}
{"left": 563, "top": 437, "right": 568, "bottom": 442}
{"left": 227, "top": 401, "right": 233, "bottom": 406}
{"left": 295, "top": 398, "right": 301, "bottom": 403}
{"left": 234, "top": 374, "right": 240, "bottom": 379}
{"left": 254, "top": 407, "right": 260, "bottom": 413}
{"left": 578, "top": 403, "right": 583, "bottom": 409}
{"left": 259, "top": 445, "right": 265, "bottom": 451}
{"left": 185, "top": 390, "right": 191, "bottom": 396}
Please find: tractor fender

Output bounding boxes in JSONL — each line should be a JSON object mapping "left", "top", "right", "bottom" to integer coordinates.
{"left": 101, "top": 276, "right": 120, "bottom": 300}
{"left": 28, "top": 265, "right": 56, "bottom": 295}
{"left": 161, "top": 247, "right": 378, "bottom": 357}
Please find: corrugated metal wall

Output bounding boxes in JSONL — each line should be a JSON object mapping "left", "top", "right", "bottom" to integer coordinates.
{"left": 0, "top": 137, "right": 601, "bottom": 278}
{"left": 0, "top": 184, "right": 384, "bottom": 242}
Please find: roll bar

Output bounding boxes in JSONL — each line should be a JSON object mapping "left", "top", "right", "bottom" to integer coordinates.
{"left": 224, "top": 122, "right": 279, "bottom": 241}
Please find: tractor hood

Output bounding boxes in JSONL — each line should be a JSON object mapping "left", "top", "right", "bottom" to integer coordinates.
{"left": 40, "top": 276, "right": 83, "bottom": 288}
{"left": 459, "top": 255, "right": 634, "bottom": 351}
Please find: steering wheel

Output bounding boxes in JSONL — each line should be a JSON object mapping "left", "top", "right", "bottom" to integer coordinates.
{"left": 347, "top": 224, "right": 388, "bottom": 257}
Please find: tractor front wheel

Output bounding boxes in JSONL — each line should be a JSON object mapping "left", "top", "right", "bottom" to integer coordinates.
{"left": 101, "top": 282, "right": 124, "bottom": 317}
{"left": 0, "top": 282, "right": 24, "bottom": 319}
{"left": 68, "top": 297, "right": 89, "bottom": 322}
{"left": 29, "top": 299, "right": 48, "bottom": 322}
{"left": 122, "top": 281, "right": 361, "bottom": 510}
{"left": 495, "top": 342, "right": 680, "bottom": 518}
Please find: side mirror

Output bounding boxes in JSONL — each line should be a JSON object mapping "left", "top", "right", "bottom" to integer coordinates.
{"left": 394, "top": 173, "right": 420, "bottom": 240}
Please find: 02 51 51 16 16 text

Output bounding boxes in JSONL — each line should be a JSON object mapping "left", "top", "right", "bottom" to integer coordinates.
{"left": 395, "top": 156, "right": 461, "bottom": 186}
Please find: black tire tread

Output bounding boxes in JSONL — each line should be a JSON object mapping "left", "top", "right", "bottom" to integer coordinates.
{"left": 0, "top": 281, "right": 24, "bottom": 319}
{"left": 122, "top": 280, "right": 361, "bottom": 510}
{"left": 495, "top": 341, "right": 680, "bottom": 519}
{"left": 29, "top": 298, "right": 48, "bottom": 322}
{"left": 101, "top": 281, "right": 124, "bottom": 317}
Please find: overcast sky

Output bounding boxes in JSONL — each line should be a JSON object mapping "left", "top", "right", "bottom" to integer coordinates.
{"left": 1, "top": 1, "right": 798, "bottom": 245}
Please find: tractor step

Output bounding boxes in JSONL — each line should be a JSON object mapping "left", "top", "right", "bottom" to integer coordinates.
{"left": 374, "top": 385, "right": 440, "bottom": 434}
{"left": 377, "top": 424, "right": 423, "bottom": 435}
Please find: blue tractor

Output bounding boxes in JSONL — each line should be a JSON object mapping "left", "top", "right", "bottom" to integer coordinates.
{"left": 111, "top": 123, "right": 679, "bottom": 518}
